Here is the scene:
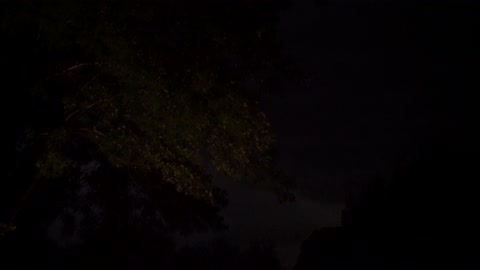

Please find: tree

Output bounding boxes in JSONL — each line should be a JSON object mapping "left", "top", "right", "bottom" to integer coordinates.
{"left": 0, "top": 0, "right": 293, "bottom": 240}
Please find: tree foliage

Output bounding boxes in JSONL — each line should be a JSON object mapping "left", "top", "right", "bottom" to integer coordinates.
{"left": 1, "top": 0, "right": 293, "bottom": 232}
{"left": 0, "top": 223, "right": 16, "bottom": 237}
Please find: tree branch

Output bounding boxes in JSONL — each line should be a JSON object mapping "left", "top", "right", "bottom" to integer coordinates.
{"left": 10, "top": 175, "right": 42, "bottom": 223}
{"left": 64, "top": 62, "right": 101, "bottom": 73}
{"left": 65, "top": 97, "right": 113, "bottom": 122}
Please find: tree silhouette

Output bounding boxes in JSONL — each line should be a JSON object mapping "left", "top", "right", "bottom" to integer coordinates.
{"left": 1, "top": 0, "right": 292, "bottom": 225}
{"left": 0, "top": 1, "right": 293, "bottom": 268}
{"left": 295, "top": 145, "right": 480, "bottom": 270}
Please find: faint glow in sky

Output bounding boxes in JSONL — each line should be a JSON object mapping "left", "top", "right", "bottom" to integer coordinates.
{"left": 216, "top": 177, "right": 343, "bottom": 269}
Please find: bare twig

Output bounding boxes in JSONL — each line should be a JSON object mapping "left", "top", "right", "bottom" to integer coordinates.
{"left": 73, "top": 72, "right": 101, "bottom": 99}
{"left": 65, "top": 108, "right": 82, "bottom": 122}
{"left": 64, "top": 62, "right": 101, "bottom": 73}
{"left": 92, "top": 126, "right": 106, "bottom": 137}
{"left": 65, "top": 97, "right": 113, "bottom": 122}
{"left": 10, "top": 176, "right": 42, "bottom": 223}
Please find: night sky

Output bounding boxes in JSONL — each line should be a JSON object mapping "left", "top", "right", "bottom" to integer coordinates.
{"left": 183, "top": 0, "right": 453, "bottom": 268}
{"left": 204, "top": 0, "right": 479, "bottom": 268}
{"left": 208, "top": 1, "right": 415, "bottom": 267}
{"left": 1, "top": 0, "right": 479, "bottom": 269}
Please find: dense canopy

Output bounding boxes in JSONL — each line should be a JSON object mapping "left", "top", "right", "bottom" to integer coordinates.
{"left": 1, "top": 0, "right": 293, "bottom": 233}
